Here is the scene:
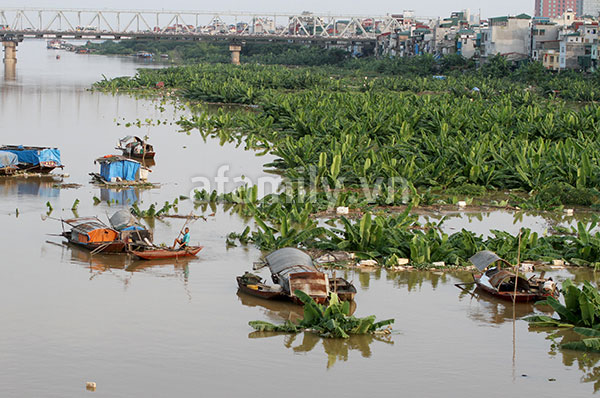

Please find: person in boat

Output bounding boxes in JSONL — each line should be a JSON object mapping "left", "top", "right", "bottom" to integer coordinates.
{"left": 174, "top": 227, "right": 190, "bottom": 249}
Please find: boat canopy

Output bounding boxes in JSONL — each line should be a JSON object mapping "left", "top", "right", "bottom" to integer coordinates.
{"left": 1, "top": 146, "right": 61, "bottom": 166}
{"left": 265, "top": 247, "right": 316, "bottom": 274}
{"left": 109, "top": 209, "right": 137, "bottom": 230}
{"left": 118, "top": 136, "right": 143, "bottom": 146}
{"left": 487, "top": 269, "right": 530, "bottom": 291}
{"left": 469, "top": 250, "right": 511, "bottom": 271}
{"left": 64, "top": 217, "right": 120, "bottom": 244}
{"left": 0, "top": 151, "right": 18, "bottom": 168}
{"left": 265, "top": 248, "right": 320, "bottom": 294}
{"left": 96, "top": 155, "right": 141, "bottom": 182}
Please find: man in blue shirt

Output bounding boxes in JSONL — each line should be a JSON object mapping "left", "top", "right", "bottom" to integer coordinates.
{"left": 174, "top": 227, "right": 190, "bottom": 249}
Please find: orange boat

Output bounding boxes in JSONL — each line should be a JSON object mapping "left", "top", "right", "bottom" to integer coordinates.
{"left": 131, "top": 246, "right": 203, "bottom": 260}
{"left": 61, "top": 216, "right": 126, "bottom": 253}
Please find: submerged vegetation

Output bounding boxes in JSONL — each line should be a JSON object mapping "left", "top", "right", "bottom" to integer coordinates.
{"left": 249, "top": 290, "right": 394, "bottom": 338}
{"left": 95, "top": 53, "right": 600, "bottom": 266}
{"left": 526, "top": 280, "right": 600, "bottom": 329}
{"left": 526, "top": 280, "right": 600, "bottom": 354}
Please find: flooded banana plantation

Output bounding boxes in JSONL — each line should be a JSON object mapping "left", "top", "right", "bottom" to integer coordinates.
{"left": 2, "top": 40, "right": 600, "bottom": 397}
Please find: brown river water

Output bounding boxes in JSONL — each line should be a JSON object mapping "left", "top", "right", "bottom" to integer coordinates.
{"left": 1, "top": 41, "right": 599, "bottom": 397}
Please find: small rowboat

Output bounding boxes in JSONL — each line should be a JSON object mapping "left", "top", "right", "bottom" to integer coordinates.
{"left": 237, "top": 274, "right": 286, "bottom": 300}
{"left": 132, "top": 246, "right": 203, "bottom": 260}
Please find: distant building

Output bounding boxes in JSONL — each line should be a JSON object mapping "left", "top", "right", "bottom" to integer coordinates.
{"left": 583, "top": 0, "right": 600, "bottom": 17}
{"left": 531, "top": 17, "right": 561, "bottom": 63}
{"left": 481, "top": 14, "right": 532, "bottom": 59}
{"left": 535, "top": 0, "right": 581, "bottom": 18}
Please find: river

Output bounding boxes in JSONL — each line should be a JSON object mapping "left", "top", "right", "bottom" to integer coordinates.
{"left": 0, "top": 40, "right": 598, "bottom": 397}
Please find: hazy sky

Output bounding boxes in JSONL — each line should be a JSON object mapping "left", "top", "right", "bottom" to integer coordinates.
{"left": 4, "top": 1, "right": 533, "bottom": 19}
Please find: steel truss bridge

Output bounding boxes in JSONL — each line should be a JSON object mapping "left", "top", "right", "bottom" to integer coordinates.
{"left": 0, "top": 8, "right": 423, "bottom": 44}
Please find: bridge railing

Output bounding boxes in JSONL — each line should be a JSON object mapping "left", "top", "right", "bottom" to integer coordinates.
{"left": 0, "top": 8, "right": 421, "bottom": 40}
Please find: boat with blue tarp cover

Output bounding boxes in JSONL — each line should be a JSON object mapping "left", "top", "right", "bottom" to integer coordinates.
{"left": 90, "top": 155, "right": 151, "bottom": 186}
{"left": 0, "top": 151, "right": 19, "bottom": 175}
{"left": 0, "top": 145, "right": 63, "bottom": 173}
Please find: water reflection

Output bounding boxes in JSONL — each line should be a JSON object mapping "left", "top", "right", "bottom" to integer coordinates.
{"left": 237, "top": 291, "right": 304, "bottom": 323}
{"left": 464, "top": 290, "right": 539, "bottom": 326}
{"left": 4, "top": 60, "right": 16, "bottom": 81}
{"left": 238, "top": 291, "right": 389, "bottom": 369}
{"left": 99, "top": 187, "right": 138, "bottom": 205}
{"left": 561, "top": 346, "right": 600, "bottom": 393}
{"left": 386, "top": 269, "right": 464, "bottom": 292}
{"left": 0, "top": 177, "right": 61, "bottom": 197}
{"left": 52, "top": 241, "right": 194, "bottom": 284}
{"left": 249, "top": 331, "right": 393, "bottom": 369}
{"left": 531, "top": 328, "right": 600, "bottom": 393}
{"left": 237, "top": 290, "right": 357, "bottom": 322}
{"left": 420, "top": 208, "right": 594, "bottom": 238}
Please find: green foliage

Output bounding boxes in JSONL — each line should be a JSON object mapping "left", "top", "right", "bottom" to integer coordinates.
{"left": 526, "top": 280, "right": 600, "bottom": 328}
{"left": 175, "top": 86, "right": 600, "bottom": 203}
{"left": 130, "top": 200, "right": 175, "bottom": 218}
{"left": 561, "top": 327, "right": 600, "bottom": 352}
{"left": 249, "top": 290, "right": 394, "bottom": 338}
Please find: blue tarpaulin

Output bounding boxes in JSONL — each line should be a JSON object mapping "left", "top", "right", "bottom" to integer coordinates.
{"left": 121, "top": 226, "right": 145, "bottom": 231}
{"left": 99, "top": 159, "right": 140, "bottom": 182}
{"left": 0, "top": 151, "right": 18, "bottom": 168}
{"left": 38, "top": 148, "right": 61, "bottom": 165}
{"left": 3, "top": 148, "right": 61, "bottom": 166}
{"left": 100, "top": 188, "right": 138, "bottom": 204}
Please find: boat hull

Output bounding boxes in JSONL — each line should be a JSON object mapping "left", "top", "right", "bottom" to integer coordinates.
{"left": 236, "top": 277, "right": 286, "bottom": 300}
{"left": 118, "top": 149, "right": 156, "bottom": 160}
{"left": 330, "top": 278, "right": 357, "bottom": 302}
{"left": 474, "top": 276, "right": 558, "bottom": 303}
{"left": 17, "top": 164, "right": 60, "bottom": 174}
{"left": 132, "top": 246, "right": 203, "bottom": 260}
{"left": 66, "top": 240, "right": 127, "bottom": 253}
{"left": 237, "top": 275, "right": 356, "bottom": 304}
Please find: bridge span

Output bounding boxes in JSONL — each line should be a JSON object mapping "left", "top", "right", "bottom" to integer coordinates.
{"left": 0, "top": 8, "right": 424, "bottom": 64}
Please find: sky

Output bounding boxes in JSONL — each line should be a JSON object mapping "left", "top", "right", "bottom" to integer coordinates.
{"left": 3, "top": 1, "right": 533, "bottom": 19}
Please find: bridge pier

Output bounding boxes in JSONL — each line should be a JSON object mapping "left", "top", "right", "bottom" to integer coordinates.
{"left": 229, "top": 45, "right": 241, "bottom": 65}
{"left": 2, "top": 41, "right": 17, "bottom": 80}
{"left": 3, "top": 41, "right": 17, "bottom": 64}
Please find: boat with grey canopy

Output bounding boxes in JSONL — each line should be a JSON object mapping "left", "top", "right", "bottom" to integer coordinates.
{"left": 237, "top": 247, "right": 356, "bottom": 304}
{"left": 469, "top": 250, "right": 559, "bottom": 303}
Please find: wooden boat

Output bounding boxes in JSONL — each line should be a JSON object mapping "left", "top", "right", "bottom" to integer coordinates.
{"left": 109, "top": 209, "right": 154, "bottom": 250}
{"left": 131, "top": 246, "right": 203, "bottom": 260}
{"left": 0, "top": 145, "right": 63, "bottom": 173}
{"left": 266, "top": 248, "right": 330, "bottom": 304}
{"left": 61, "top": 217, "right": 126, "bottom": 253}
{"left": 236, "top": 273, "right": 286, "bottom": 300}
{"left": 330, "top": 277, "right": 357, "bottom": 302}
{"left": 238, "top": 248, "right": 357, "bottom": 304}
{"left": 116, "top": 136, "right": 155, "bottom": 160}
{"left": 469, "top": 251, "right": 559, "bottom": 303}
